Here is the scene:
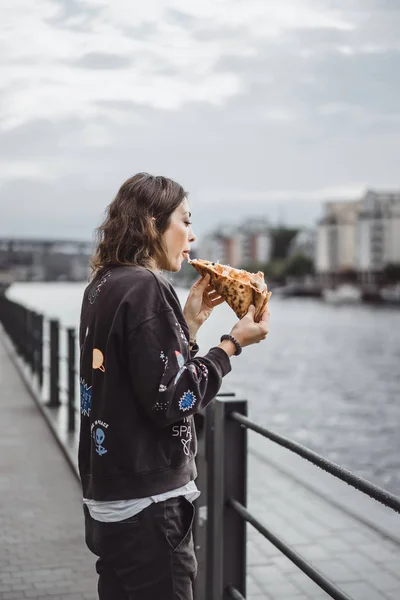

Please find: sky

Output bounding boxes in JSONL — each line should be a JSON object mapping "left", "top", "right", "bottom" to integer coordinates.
{"left": 1, "top": 0, "right": 400, "bottom": 242}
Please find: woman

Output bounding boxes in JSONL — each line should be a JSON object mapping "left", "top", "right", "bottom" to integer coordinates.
{"left": 79, "top": 172, "right": 269, "bottom": 600}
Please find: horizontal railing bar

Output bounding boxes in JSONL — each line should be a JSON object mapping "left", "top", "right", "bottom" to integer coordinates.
{"left": 229, "top": 499, "right": 352, "bottom": 600}
{"left": 226, "top": 585, "right": 245, "bottom": 600}
{"left": 230, "top": 412, "right": 400, "bottom": 514}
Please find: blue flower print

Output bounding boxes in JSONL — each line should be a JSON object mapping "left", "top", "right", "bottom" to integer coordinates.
{"left": 179, "top": 390, "right": 197, "bottom": 411}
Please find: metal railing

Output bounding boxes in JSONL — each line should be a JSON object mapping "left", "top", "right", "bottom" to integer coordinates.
{"left": 0, "top": 296, "right": 79, "bottom": 433}
{"left": 198, "top": 396, "right": 400, "bottom": 600}
{"left": 1, "top": 295, "right": 400, "bottom": 600}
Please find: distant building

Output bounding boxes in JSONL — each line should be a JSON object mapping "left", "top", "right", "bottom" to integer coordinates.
{"left": 356, "top": 190, "right": 400, "bottom": 283}
{"left": 0, "top": 238, "right": 92, "bottom": 281}
{"left": 288, "top": 228, "right": 316, "bottom": 260}
{"left": 199, "top": 219, "right": 272, "bottom": 267}
{"left": 316, "top": 200, "right": 362, "bottom": 281}
{"left": 240, "top": 219, "right": 272, "bottom": 266}
{"left": 199, "top": 226, "right": 239, "bottom": 265}
{"left": 316, "top": 190, "right": 400, "bottom": 285}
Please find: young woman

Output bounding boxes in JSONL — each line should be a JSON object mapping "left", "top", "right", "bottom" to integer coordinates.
{"left": 79, "top": 172, "right": 270, "bottom": 600}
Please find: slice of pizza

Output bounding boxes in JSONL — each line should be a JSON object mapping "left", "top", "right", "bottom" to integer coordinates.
{"left": 189, "top": 258, "right": 271, "bottom": 322}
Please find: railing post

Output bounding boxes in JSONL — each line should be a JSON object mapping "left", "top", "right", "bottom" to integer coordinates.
{"left": 29, "top": 310, "right": 35, "bottom": 372}
{"left": 17, "top": 303, "right": 24, "bottom": 357}
{"left": 17, "top": 304, "right": 23, "bottom": 356}
{"left": 31, "top": 311, "right": 39, "bottom": 377}
{"left": 22, "top": 306, "right": 29, "bottom": 363}
{"left": 193, "top": 412, "right": 207, "bottom": 600}
{"left": 48, "top": 319, "right": 60, "bottom": 407}
{"left": 25, "top": 309, "right": 32, "bottom": 369}
{"left": 223, "top": 401, "right": 248, "bottom": 599}
{"left": 206, "top": 397, "right": 248, "bottom": 600}
{"left": 194, "top": 398, "right": 236, "bottom": 599}
{"left": 36, "top": 313, "right": 44, "bottom": 389}
{"left": 67, "top": 328, "right": 76, "bottom": 432}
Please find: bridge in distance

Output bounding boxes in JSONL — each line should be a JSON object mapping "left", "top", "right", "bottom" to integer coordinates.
{"left": 0, "top": 238, "right": 93, "bottom": 282}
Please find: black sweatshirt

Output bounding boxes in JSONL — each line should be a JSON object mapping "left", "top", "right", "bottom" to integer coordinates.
{"left": 78, "top": 265, "right": 231, "bottom": 501}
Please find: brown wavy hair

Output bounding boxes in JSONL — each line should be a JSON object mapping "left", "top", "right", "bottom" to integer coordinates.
{"left": 90, "top": 172, "right": 187, "bottom": 276}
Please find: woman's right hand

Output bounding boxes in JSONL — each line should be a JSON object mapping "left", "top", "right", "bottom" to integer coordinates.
{"left": 230, "top": 305, "right": 270, "bottom": 348}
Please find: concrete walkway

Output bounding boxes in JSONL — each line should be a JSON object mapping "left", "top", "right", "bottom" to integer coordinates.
{"left": 0, "top": 333, "right": 97, "bottom": 600}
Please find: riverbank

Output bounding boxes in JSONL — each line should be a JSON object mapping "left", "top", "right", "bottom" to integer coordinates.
{"left": 274, "top": 281, "right": 400, "bottom": 306}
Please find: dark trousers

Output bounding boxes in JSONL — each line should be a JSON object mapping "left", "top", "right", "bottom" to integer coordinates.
{"left": 84, "top": 496, "right": 197, "bottom": 600}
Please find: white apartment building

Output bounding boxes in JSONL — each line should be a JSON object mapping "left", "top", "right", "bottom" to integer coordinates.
{"left": 356, "top": 190, "right": 400, "bottom": 281}
{"left": 316, "top": 190, "right": 400, "bottom": 282}
{"left": 316, "top": 200, "right": 362, "bottom": 278}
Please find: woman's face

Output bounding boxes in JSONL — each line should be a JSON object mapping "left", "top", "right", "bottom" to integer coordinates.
{"left": 159, "top": 198, "right": 196, "bottom": 272}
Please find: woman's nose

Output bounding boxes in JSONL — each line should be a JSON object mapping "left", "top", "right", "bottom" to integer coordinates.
{"left": 189, "top": 229, "right": 196, "bottom": 244}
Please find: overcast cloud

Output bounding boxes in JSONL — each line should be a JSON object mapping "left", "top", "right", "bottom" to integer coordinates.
{"left": 1, "top": 0, "right": 400, "bottom": 241}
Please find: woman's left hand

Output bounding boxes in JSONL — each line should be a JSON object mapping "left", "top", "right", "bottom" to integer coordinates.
{"left": 183, "top": 275, "right": 225, "bottom": 341}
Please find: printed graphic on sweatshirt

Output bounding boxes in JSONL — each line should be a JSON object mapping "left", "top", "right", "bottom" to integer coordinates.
{"left": 179, "top": 390, "right": 197, "bottom": 412}
{"left": 198, "top": 362, "right": 209, "bottom": 381}
{"left": 91, "top": 420, "right": 109, "bottom": 456}
{"left": 175, "top": 321, "right": 189, "bottom": 346}
{"left": 88, "top": 269, "right": 111, "bottom": 304}
{"left": 92, "top": 348, "right": 105, "bottom": 372}
{"left": 188, "top": 364, "right": 198, "bottom": 377}
{"left": 172, "top": 417, "right": 192, "bottom": 456}
{"left": 174, "top": 350, "right": 187, "bottom": 384}
{"left": 159, "top": 351, "right": 169, "bottom": 392}
{"left": 80, "top": 379, "right": 92, "bottom": 417}
{"left": 181, "top": 429, "right": 192, "bottom": 455}
{"left": 154, "top": 399, "right": 168, "bottom": 411}
{"left": 187, "top": 362, "right": 208, "bottom": 383}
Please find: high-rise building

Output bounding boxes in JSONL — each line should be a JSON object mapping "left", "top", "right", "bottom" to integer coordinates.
{"left": 316, "top": 200, "right": 362, "bottom": 281}
{"left": 356, "top": 190, "right": 400, "bottom": 282}
{"left": 316, "top": 190, "right": 400, "bottom": 284}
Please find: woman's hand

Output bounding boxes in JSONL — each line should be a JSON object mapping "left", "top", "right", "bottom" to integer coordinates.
{"left": 183, "top": 274, "right": 225, "bottom": 341}
{"left": 230, "top": 304, "right": 270, "bottom": 348}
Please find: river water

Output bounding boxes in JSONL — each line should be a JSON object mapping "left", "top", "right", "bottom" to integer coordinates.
{"left": 6, "top": 281, "right": 400, "bottom": 496}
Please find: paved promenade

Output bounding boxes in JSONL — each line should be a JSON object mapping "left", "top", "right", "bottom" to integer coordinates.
{"left": 246, "top": 446, "right": 400, "bottom": 599}
{"left": 1, "top": 326, "right": 400, "bottom": 600}
{"left": 0, "top": 334, "right": 97, "bottom": 599}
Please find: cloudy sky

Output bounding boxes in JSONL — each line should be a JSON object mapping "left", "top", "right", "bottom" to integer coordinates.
{"left": 1, "top": 0, "right": 400, "bottom": 242}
